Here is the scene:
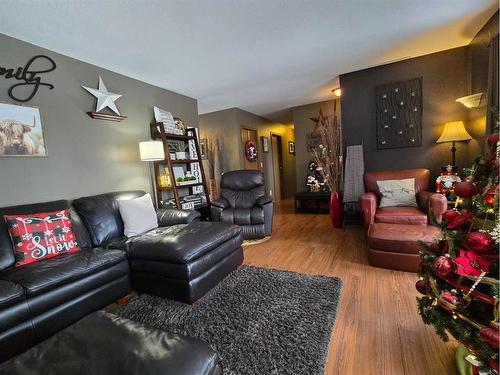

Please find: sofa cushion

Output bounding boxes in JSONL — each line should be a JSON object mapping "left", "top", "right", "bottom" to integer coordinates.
{"left": 376, "top": 178, "right": 417, "bottom": 208}
{"left": 0, "top": 248, "right": 127, "bottom": 297}
{"left": 364, "top": 168, "right": 430, "bottom": 199}
{"left": 130, "top": 234, "right": 243, "bottom": 280}
{"left": 0, "top": 311, "right": 221, "bottom": 375}
{"left": 0, "top": 280, "right": 24, "bottom": 309}
{"left": 127, "top": 222, "right": 242, "bottom": 263}
{"left": 220, "top": 208, "right": 265, "bottom": 226}
{"left": 0, "top": 200, "right": 91, "bottom": 272}
{"left": 375, "top": 207, "right": 428, "bottom": 225}
{"left": 118, "top": 194, "right": 158, "bottom": 238}
{"left": 4, "top": 209, "right": 81, "bottom": 267}
{"left": 367, "top": 223, "right": 441, "bottom": 254}
{"left": 73, "top": 191, "right": 145, "bottom": 247}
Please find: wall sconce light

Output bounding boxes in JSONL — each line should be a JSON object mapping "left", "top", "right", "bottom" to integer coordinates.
{"left": 456, "top": 93, "right": 483, "bottom": 108}
{"left": 332, "top": 88, "right": 342, "bottom": 97}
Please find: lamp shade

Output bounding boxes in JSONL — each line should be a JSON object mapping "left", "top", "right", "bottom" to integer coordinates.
{"left": 139, "top": 141, "right": 165, "bottom": 161}
{"left": 436, "top": 121, "right": 472, "bottom": 143}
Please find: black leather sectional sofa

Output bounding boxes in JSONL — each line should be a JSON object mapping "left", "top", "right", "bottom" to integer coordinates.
{"left": 0, "top": 190, "right": 243, "bottom": 368}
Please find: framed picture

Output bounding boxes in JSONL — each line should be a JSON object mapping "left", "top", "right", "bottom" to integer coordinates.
{"left": 0, "top": 102, "right": 47, "bottom": 157}
{"left": 288, "top": 141, "right": 295, "bottom": 154}
{"left": 199, "top": 138, "right": 208, "bottom": 160}
{"left": 261, "top": 136, "right": 269, "bottom": 153}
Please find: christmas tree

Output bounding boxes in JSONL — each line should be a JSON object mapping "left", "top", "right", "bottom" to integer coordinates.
{"left": 417, "top": 130, "right": 499, "bottom": 374}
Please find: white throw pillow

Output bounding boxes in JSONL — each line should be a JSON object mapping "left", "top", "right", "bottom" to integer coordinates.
{"left": 118, "top": 193, "right": 158, "bottom": 238}
{"left": 376, "top": 178, "right": 417, "bottom": 208}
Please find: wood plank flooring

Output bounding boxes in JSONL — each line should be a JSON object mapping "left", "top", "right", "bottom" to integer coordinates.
{"left": 243, "top": 199, "right": 457, "bottom": 375}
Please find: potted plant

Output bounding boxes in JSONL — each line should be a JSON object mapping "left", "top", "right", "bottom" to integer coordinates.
{"left": 311, "top": 103, "right": 343, "bottom": 228}
{"left": 174, "top": 143, "right": 188, "bottom": 160}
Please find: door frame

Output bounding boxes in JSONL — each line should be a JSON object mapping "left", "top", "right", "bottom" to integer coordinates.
{"left": 270, "top": 132, "right": 284, "bottom": 200}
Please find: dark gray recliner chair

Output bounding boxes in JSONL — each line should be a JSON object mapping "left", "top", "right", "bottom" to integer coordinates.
{"left": 210, "top": 170, "right": 273, "bottom": 240}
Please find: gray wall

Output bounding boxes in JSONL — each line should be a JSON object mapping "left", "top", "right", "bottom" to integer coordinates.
{"left": 291, "top": 100, "right": 337, "bottom": 192}
{"left": 0, "top": 33, "right": 198, "bottom": 206}
{"left": 198, "top": 108, "right": 241, "bottom": 172}
{"left": 199, "top": 108, "right": 296, "bottom": 198}
{"left": 339, "top": 46, "right": 477, "bottom": 181}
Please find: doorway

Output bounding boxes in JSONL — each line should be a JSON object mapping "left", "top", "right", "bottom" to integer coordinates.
{"left": 240, "top": 127, "right": 259, "bottom": 170}
{"left": 271, "top": 133, "right": 284, "bottom": 201}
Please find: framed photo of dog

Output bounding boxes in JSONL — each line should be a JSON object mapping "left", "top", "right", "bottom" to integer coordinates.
{"left": 0, "top": 102, "right": 47, "bottom": 157}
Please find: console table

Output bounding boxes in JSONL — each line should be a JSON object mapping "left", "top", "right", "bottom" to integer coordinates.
{"left": 294, "top": 191, "right": 330, "bottom": 214}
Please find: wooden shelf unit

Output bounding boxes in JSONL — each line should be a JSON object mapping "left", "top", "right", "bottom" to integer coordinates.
{"left": 151, "top": 122, "right": 211, "bottom": 211}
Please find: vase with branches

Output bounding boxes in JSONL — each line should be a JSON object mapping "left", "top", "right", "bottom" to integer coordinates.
{"left": 311, "top": 101, "right": 343, "bottom": 227}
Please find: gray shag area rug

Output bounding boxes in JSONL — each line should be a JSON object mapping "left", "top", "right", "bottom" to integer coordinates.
{"left": 115, "top": 266, "right": 342, "bottom": 375}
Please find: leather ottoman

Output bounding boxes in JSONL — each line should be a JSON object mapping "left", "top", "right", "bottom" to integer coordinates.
{"left": 125, "top": 221, "right": 244, "bottom": 303}
{"left": 367, "top": 223, "right": 441, "bottom": 272}
{"left": 0, "top": 311, "right": 222, "bottom": 375}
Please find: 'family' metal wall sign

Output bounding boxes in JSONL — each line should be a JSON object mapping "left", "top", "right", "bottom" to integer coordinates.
{"left": 0, "top": 55, "right": 56, "bottom": 102}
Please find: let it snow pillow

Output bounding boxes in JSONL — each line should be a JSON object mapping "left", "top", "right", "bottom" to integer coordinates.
{"left": 118, "top": 193, "right": 158, "bottom": 238}
{"left": 3, "top": 209, "right": 80, "bottom": 267}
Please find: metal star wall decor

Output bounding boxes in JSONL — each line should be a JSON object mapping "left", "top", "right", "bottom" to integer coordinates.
{"left": 82, "top": 76, "right": 127, "bottom": 121}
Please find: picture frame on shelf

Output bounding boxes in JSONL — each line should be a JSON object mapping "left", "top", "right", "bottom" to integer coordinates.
{"left": 199, "top": 138, "right": 208, "bottom": 159}
{"left": 288, "top": 141, "right": 295, "bottom": 154}
{"left": 261, "top": 136, "right": 269, "bottom": 153}
{"left": 158, "top": 167, "right": 172, "bottom": 188}
{"left": 0, "top": 102, "right": 47, "bottom": 157}
{"left": 173, "top": 117, "right": 186, "bottom": 135}
{"left": 153, "top": 106, "right": 184, "bottom": 135}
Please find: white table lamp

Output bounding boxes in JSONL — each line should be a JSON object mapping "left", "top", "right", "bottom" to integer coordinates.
{"left": 139, "top": 141, "right": 165, "bottom": 207}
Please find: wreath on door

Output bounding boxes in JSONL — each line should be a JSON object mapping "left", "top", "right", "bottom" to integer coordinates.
{"left": 245, "top": 140, "right": 258, "bottom": 162}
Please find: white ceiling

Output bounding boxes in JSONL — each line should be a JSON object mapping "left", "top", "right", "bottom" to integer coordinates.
{"left": 0, "top": 1, "right": 497, "bottom": 122}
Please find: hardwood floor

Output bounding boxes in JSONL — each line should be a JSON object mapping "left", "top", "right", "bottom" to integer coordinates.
{"left": 243, "top": 199, "right": 457, "bottom": 375}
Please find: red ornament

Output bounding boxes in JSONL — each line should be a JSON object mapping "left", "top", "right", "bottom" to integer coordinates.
{"left": 454, "top": 250, "right": 492, "bottom": 277}
{"left": 483, "top": 185, "right": 498, "bottom": 206}
{"left": 464, "top": 232, "right": 494, "bottom": 254}
{"left": 480, "top": 324, "right": 499, "bottom": 349}
{"left": 488, "top": 358, "right": 499, "bottom": 372}
{"left": 433, "top": 256, "right": 454, "bottom": 277}
{"left": 438, "top": 290, "right": 461, "bottom": 311}
{"left": 446, "top": 210, "right": 474, "bottom": 230}
{"left": 415, "top": 279, "right": 431, "bottom": 295}
{"left": 442, "top": 209, "right": 461, "bottom": 223}
{"left": 487, "top": 133, "right": 499, "bottom": 147}
{"left": 454, "top": 180, "right": 476, "bottom": 199}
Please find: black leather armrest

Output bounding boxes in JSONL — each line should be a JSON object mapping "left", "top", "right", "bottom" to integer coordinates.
{"left": 211, "top": 198, "right": 230, "bottom": 209}
{"left": 256, "top": 196, "right": 273, "bottom": 206}
{"left": 157, "top": 208, "right": 200, "bottom": 226}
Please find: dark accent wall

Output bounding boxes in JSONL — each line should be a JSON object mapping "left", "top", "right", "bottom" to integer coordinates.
{"left": 340, "top": 46, "right": 477, "bottom": 179}
{"left": 469, "top": 11, "right": 498, "bottom": 95}
{"left": 0, "top": 33, "right": 198, "bottom": 206}
{"left": 468, "top": 11, "right": 499, "bottom": 134}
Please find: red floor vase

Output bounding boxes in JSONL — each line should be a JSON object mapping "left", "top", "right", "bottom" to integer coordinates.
{"left": 329, "top": 191, "right": 343, "bottom": 228}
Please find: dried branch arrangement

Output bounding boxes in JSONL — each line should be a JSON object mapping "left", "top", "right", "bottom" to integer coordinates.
{"left": 311, "top": 101, "right": 343, "bottom": 192}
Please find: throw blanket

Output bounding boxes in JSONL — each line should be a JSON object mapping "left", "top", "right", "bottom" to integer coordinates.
{"left": 342, "top": 144, "right": 365, "bottom": 204}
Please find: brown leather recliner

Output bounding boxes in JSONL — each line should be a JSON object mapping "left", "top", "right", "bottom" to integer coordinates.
{"left": 359, "top": 168, "right": 447, "bottom": 227}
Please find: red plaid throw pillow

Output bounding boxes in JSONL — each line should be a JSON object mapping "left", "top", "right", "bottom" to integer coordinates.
{"left": 3, "top": 209, "right": 80, "bottom": 267}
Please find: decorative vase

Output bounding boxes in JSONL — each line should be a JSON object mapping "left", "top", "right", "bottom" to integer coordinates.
{"left": 329, "top": 191, "right": 343, "bottom": 228}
